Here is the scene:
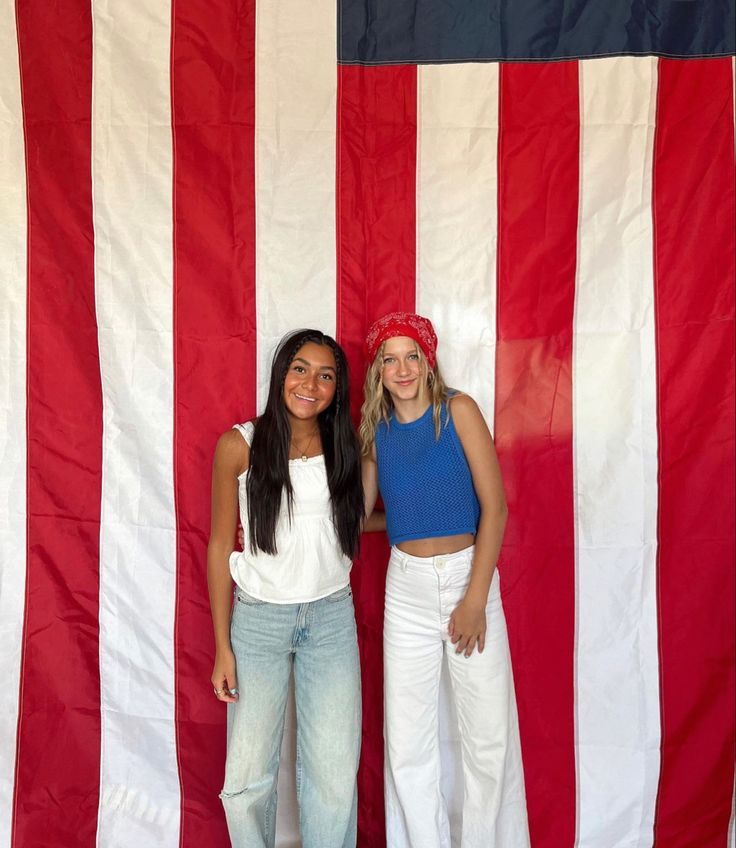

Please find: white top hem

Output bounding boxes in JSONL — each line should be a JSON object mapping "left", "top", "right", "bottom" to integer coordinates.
{"left": 233, "top": 578, "right": 351, "bottom": 605}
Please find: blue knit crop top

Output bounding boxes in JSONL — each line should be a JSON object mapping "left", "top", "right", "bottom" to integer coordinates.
{"left": 375, "top": 400, "right": 481, "bottom": 546}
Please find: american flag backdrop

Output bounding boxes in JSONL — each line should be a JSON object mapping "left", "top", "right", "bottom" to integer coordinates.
{"left": 0, "top": 1, "right": 734, "bottom": 847}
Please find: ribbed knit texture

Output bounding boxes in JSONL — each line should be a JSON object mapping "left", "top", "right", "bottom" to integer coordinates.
{"left": 376, "top": 402, "right": 481, "bottom": 545}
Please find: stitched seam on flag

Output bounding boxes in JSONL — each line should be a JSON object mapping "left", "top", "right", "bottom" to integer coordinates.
{"left": 336, "top": 50, "right": 736, "bottom": 67}
{"left": 571, "top": 59, "right": 583, "bottom": 848}
{"left": 651, "top": 56, "right": 667, "bottom": 846}
{"left": 336, "top": 64, "right": 342, "bottom": 345}
{"left": 90, "top": 6, "right": 107, "bottom": 844}
{"left": 11, "top": 2, "right": 32, "bottom": 840}
{"left": 493, "top": 64, "right": 503, "bottom": 454}
{"left": 254, "top": 0, "right": 261, "bottom": 412}
{"left": 415, "top": 68, "right": 421, "bottom": 318}
{"left": 169, "top": 1, "right": 186, "bottom": 844}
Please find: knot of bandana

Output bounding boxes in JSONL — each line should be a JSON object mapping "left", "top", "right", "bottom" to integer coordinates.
{"left": 364, "top": 312, "right": 438, "bottom": 368}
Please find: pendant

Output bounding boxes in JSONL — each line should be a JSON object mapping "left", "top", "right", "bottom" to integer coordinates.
{"left": 301, "top": 454, "right": 308, "bottom": 462}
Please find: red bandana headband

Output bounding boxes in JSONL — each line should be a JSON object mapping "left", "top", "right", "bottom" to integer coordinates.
{"left": 364, "top": 312, "right": 438, "bottom": 369}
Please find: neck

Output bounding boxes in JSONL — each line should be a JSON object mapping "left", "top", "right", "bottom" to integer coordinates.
{"left": 392, "top": 394, "right": 430, "bottom": 424}
{"left": 287, "top": 414, "right": 319, "bottom": 439}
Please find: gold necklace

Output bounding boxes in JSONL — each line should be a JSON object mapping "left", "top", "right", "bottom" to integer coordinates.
{"left": 291, "top": 427, "right": 318, "bottom": 462}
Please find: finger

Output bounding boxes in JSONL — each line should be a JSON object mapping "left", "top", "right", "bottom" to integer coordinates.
{"left": 464, "top": 636, "right": 477, "bottom": 657}
{"left": 455, "top": 636, "right": 469, "bottom": 654}
{"left": 226, "top": 673, "right": 240, "bottom": 701}
{"left": 478, "top": 632, "right": 485, "bottom": 653}
{"left": 448, "top": 616, "right": 455, "bottom": 638}
{"left": 451, "top": 630, "right": 461, "bottom": 645}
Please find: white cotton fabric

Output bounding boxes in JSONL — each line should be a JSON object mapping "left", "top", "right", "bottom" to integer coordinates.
{"left": 229, "top": 422, "right": 351, "bottom": 604}
{"left": 384, "top": 546, "right": 530, "bottom": 848}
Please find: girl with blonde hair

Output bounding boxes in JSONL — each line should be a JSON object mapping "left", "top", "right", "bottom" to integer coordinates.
{"left": 361, "top": 312, "right": 529, "bottom": 848}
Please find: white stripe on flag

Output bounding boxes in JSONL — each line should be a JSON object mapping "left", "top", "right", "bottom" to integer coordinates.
{"left": 255, "top": 0, "right": 337, "bottom": 411}
{"left": 574, "top": 56, "right": 660, "bottom": 848}
{"left": 254, "top": 2, "right": 338, "bottom": 842}
{"left": 416, "top": 62, "right": 500, "bottom": 844}
{"left": 0, "top": 4, "right": 27, "bottom": 845}
{"left": 416, "top": 63, "right": 499, "bottom": 427}
{"left": 92, "top": 1, "right": 180, "bottom": 844}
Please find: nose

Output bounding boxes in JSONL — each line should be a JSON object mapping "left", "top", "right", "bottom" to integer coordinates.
{"left": 302, "top": 370, "right": 317, "bottom": 390}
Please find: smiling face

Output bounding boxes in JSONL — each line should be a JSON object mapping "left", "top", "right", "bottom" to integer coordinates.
{"left": 380, "top": 335, "right": 427, "bottom": 403}
{"left": 282, "top": 341, "right": 337, "bottom": 421}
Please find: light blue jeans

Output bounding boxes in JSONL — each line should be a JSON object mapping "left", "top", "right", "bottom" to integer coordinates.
{"left": 221, "top": 584, "right": 361, "bottom": 848}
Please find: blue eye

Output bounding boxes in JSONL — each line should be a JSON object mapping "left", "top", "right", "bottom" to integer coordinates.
{"left": 408, "top": 354, "right": 419, "bottom": 361}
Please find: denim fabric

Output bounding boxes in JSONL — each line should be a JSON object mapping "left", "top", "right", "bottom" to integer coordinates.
{"left": 221, "top": 585, "right": 361, "bottom": 848}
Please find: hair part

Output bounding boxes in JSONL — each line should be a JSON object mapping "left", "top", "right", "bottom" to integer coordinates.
{"left": 246, "top": 329, "right": 364, "bottom": 559}
{"left": 359, "top": 341, "right": 449, "bottom": 455}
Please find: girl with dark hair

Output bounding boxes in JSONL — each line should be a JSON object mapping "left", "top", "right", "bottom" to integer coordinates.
{"left": 360, "top": 312, "right": 529, "bottom": 848}
{"left": 207, "top": 329, "right": 364, "bottom": 848}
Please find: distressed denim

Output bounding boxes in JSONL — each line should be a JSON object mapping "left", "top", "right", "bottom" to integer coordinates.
{"left": 221, "top": 584, "right": 361, "bottom": 848}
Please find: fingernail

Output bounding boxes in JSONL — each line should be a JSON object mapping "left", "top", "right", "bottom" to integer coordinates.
{"left": 230, "top": 688, "right": 239, "bottom": 696}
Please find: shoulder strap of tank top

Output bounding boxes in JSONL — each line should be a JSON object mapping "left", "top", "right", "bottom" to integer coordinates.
{"left": 232, "top": 421, "right": 255, "bottom": 447}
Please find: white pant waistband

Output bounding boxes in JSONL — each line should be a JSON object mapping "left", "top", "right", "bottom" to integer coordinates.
{"left": 389, "top": 544, "right": 474, "bottom": 572}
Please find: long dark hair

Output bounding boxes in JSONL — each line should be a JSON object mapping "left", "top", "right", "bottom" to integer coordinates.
{"left": 246, "top": 329, "right": 363, "bottom": 559}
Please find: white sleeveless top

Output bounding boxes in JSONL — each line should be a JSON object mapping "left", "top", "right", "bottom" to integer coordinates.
{"left": 228, "top": 421, "right": 352, "bottom": 603}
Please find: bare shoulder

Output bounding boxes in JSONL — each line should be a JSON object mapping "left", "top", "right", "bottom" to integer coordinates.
{"left": 448, "top": 393, "right": 485, "bottom": 428}
{"left": 214, "top": 427, "right": 250, "bottom": 476}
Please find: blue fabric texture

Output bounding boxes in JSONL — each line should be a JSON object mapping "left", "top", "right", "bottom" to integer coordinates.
{"left": 376, "top": 401, "right": 481, "bottom": 546}
{"left": 339, "top": 0, "right": 734, "bottom": 64}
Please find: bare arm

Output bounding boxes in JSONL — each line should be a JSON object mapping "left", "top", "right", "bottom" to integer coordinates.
{"left": 361, "top": 448, "right": 386, "bottom": 533}
{"left": 448, "top": 394, "right": 508, "bottom": 656}
{"left": 207, "top": 428, "right": 248, "bottom": 702}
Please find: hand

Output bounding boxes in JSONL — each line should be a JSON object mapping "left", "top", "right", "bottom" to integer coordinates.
{"left": 211, "top": 647, "right": 239, "bottom": 703}
{"left": 449, "top": 598, "right": 486, "bottom": 657}
{"left": 236, "top": 524, "right": 245, "bottom": 551}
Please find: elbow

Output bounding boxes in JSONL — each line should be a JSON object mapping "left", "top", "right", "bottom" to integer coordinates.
{"left": 207, "top": 538, "right": 234, "bottom": 562}
{"left": 481, "top": 498, "right": 508, "bottom": 529}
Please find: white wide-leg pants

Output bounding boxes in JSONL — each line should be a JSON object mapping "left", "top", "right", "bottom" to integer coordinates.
{"left": 384, "top": 546, "right": 530, "bottom": 848}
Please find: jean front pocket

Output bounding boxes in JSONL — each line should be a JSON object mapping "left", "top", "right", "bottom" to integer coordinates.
{"left": 236, "top": 590, "right": 264, "bottom": 606}
{"left": 325, "top": 584, "right": 352, "bottom": 603}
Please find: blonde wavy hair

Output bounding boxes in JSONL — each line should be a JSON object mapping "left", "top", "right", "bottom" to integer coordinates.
{"left": 359, "top": 341, "right": 450, "bottom": 456}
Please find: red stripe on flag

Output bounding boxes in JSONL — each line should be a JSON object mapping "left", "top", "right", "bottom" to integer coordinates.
{"left": 652, "top": 58, "right": 736, "bottom": 848}
{"left": 494, "top": 62, "right": 579, "bottom": 848}
{"left": 337, "top": 64, "right": 417, "bottom": 848}
{"left": 171, "top": 1, "right": 257, "bottom": 845}
{"left": 12, "top": 2, "right": 102, "bottom": 846}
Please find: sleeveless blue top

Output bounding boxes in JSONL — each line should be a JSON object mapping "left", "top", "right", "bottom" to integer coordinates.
{"left": 375, "top": 400, "right": 481, "bottom": 546}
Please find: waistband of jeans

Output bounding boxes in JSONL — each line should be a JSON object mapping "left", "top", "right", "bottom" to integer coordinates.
{"left": 389, "top": 544, "right": 474, "bottom": 570}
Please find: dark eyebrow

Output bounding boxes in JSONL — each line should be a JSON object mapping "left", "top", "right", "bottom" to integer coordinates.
{"left": 293, "top": 357, "right": 336, "bottom": 373}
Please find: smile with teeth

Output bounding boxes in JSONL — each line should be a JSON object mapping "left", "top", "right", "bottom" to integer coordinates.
{"left": 294, "top": 393, "right": 317, "bottom": 402}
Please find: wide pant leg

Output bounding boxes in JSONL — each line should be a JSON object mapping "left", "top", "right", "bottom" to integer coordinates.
{"left": 293, "top": 585, "right": 361, "bottom": 848}
{"left": 221, "top": 591, "right": 292, "bottom": 848}
{"left": 445, "top": 571, "right": 530, "bottom": 848}
{"left": 384, "top": 549, "right": 449, "bottom": 848}
{"left": 384, "top": 547, "right": 530, "bottom": 848}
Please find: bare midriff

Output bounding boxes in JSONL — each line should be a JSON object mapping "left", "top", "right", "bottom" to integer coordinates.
{"left": 396, "top": 532, "right": 475, "bottom": 558}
